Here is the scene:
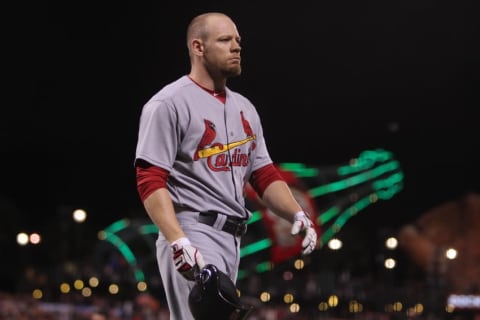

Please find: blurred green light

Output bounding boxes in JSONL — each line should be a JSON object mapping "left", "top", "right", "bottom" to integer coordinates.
{"left": 309, "top": 160, "right": 400, "bottom": 197}
{"left": 102, "top": 231, "right": 145, "bottom": 282}
{"left": 134, "top": 269, "right": 145, "bottom": 282}
{"left": 240, "top": 238, "right": 272, "bottom": 258}
{"left": 255, "top": 261, "right": 273, "bottom": 273}
{"left": 279, "top": 163, "right": 319, "bottom": 177}
{"left": 337, "top": 149, "right": 393, "bottom": 176}
{"left": 238, "top": 261, "right": 272, "bottom": 280}
{"left": 318, "top": 206, "right": 340, "bottom": 225}
{"left": 104, "top": 219, "right": 130, "bottom": 234}
{"left": 104, "top": 232, "right": 137, "bottom": 265}
{"left": 247, "top": 210, "right": 262, "bottom": 224}
{"left": 139, "top": 224, "right": 158, "bottom": 234}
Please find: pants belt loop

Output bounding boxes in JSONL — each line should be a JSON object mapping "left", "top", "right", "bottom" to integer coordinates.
{"left": 213, "top": 213, "right": 227, "bottom": 230}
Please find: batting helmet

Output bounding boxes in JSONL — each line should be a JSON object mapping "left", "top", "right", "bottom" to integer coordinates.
{"left": 188, "top": 264, "right": 253, "bottom": 320}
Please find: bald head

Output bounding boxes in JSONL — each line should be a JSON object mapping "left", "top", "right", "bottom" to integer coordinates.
{"left": 186, "top": 12, "right": 233, "bottom": 50}
{"left": 186, "top": 12, "right": 242, "bottom": 84}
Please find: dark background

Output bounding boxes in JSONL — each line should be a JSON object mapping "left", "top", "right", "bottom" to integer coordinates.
{"left": 2, "top": 0, "right": 479, "bottom": 292}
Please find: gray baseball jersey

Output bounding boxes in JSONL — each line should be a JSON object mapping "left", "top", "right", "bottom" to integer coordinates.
{"left": 135, "top": 75, "right": 273, "bottom": 219}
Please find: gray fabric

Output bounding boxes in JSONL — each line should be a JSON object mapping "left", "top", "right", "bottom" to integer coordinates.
{"left": 135, "top": 76, "right": 272, "bottom": 219}
{"left": 155, "top": 211, "right": 242, "bottom": 320}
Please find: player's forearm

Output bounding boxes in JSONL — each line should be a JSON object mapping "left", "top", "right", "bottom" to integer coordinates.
{"left": 261, "top": 180, "right": 303, "bottom": 222}
{"left": 143, "top": 188, "right": 185, "bottom": 243}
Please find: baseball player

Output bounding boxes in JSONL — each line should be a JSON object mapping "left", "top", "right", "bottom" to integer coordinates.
{"left": 134, "top": 12, "right": 317, "bottom": 320}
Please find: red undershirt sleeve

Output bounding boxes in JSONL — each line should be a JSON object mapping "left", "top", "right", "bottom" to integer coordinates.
{"left": 135, "top": 159, "right": 170, "bottom": 202}
{"left": 249, "top": 163, "right": 285, "bottom": 198}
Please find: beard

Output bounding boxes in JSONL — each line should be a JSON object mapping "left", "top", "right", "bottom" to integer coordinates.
{"left": 222, "top": 64, "right": 242, "bottom": 78}
{"left": 204, "top": 55, "right": 242, "bottom": 79}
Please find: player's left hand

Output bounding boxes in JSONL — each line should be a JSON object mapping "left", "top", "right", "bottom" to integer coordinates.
{"left": 291, "top": 211, "right": 317, "bottom": 255}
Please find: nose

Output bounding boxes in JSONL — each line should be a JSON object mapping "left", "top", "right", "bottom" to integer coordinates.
{"left": 232, "top": 40, "right": 241, "bottom": 52}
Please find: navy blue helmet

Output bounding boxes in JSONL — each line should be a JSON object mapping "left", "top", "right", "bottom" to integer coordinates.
{"left": 188, "top": 264, "right": 253, "bottom": 320}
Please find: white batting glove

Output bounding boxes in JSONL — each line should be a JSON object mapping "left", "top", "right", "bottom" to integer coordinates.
{"left": 291, "top": 211, "right": 317, "bottom": 255}
{"left": 170, "top": 237, "right": 206, "bottom": 281}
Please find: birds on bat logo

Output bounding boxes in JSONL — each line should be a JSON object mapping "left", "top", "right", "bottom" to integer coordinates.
{"left": 193, "top": 111, "right": 256, "bottom": 172}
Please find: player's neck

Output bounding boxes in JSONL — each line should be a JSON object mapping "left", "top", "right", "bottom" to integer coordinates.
{"left": 188, "top": 76, "right": 226, "bottom": 103}
{"left": 188, "top": 69, "right": 226, "bottom": 93}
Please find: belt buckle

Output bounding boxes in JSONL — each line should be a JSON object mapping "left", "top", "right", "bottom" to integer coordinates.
{"left": 236, "top": 223, "right": 247, "bottom": 236}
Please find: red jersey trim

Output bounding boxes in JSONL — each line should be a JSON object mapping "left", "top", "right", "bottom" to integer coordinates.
{"left": 249, "top": 163, "right": 285, "bottom": 198}
{"left": 188, "top": 76, "right": 226, "bottom": 103}
{"left": 135, "top": 160, "right": 169, "bottom": 202}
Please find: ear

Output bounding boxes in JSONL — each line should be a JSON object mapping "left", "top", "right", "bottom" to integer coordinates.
{"left": 191, "top": 39, "right": 204, "bottom": 57}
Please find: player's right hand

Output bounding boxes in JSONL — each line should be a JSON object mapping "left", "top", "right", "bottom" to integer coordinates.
{"left": 170, "top": 237, "right": 206, "bottom": 281}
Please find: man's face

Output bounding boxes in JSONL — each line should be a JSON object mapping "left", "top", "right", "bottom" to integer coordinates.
{"left": 202, "top": 16, "right": 242, "bottom": 78}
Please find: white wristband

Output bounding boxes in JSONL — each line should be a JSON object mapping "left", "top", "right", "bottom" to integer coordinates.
{"left": 294, "top": 211, "right": 306, "bottom": 220}
{"left": 171, "top": 237, "right": 191, "bottom": 247}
